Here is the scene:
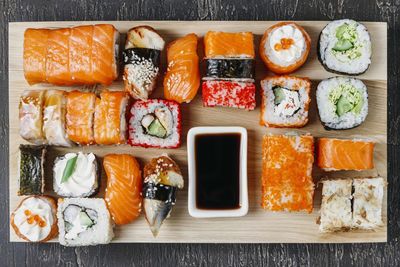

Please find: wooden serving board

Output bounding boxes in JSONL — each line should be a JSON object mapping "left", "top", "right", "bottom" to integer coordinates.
{"left": 9, "top": 21, "right": 387, "bottom": 243}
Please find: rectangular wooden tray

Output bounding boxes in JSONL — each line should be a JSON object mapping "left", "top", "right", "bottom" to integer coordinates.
{"left": 9, "top": 21, "right": 387, "bottom": 243}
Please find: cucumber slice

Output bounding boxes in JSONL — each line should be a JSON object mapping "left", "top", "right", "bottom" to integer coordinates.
{"left": 353, "top": 97, "right": 364, "bottom": 114}
{"left": 336, "top": 24, "right": 348, "bottom": 39}
{"left": 147, "top": 119, "right": 167, "bottom": 138}
{"left": 79, "top": 211, "right": 94, "bottom": 227}
{"left": 333, "top": 39, "right": 353, "bottom": 51}
{"left": 273, "top": 87, "right": 286, "bottom": 105}
{"left": 336, "top": 95, "right": 354, "bottom": 116}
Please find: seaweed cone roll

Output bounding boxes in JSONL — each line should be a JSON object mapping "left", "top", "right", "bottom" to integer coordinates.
{"left": 143, "top": 154, "right": 183, "bottom": 237}
{"left": 316, "top": 77, "right": 368, "bottom": 130}
{"left": 318, "top": 19, "right": 371, "bottom": 75}
{"left": 123, "top": 26, "right": 165, "bottom": 100}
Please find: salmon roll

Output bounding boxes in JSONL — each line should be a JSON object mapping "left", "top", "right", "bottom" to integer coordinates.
{"left": 94, "top": 90, "right": 128, "bottom": 145}
{"left": 19, "top": 90, "right": 46, "bottom": 144}
{"left": 66, "top": 91, "right": 96, "bottom": 145}
{"left": 260, "top": 76, "right": 311, "bottom": 128}
{"left": 164, "top": 33, "right": 200, "bottom": 103}
{"left": 260, "top": 22, "right": 311, "bottom": 74}
{"left": 262, "top": 134, "right": 314, "bottom": 212}
{"left": 317, "top": 138, "right": 375, "bottom": 171}
{"left": 104, "top": 154, "right": 142, "bottom": 225}
{"left": 23, "top": 29, "right": 49, "bottom": 85}
{"left": 123, "top": 26, "right": 165, "bottom": 100}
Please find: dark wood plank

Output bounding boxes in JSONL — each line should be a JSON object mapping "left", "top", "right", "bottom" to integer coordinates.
{"left": 1, "top": 0, "right": 398, "bottom": 266}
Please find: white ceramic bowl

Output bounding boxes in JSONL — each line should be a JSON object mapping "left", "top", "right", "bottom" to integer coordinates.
{"left": 187, "top": 126, "right": 248, "bottom": 218}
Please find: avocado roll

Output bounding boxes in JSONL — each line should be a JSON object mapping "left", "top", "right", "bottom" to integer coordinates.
{"left": 318, "top": 19, "right": 371, "bottom": 75}
{"left": 205, "top": 58, "right": 255, "bottom": 79}
{"left": 316, "top": 77, "right": 368, "bottom": 130}
{"left": 18, "top": 145, "right": 46, "bottom": 195}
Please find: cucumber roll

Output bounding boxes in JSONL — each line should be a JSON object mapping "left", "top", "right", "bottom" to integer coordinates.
{"left": 318, "top": 19, "right": 371, "bottom": 75}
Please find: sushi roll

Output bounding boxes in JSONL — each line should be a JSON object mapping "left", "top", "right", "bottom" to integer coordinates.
{"left": 143, "top": 154, "right": 183, "bottom": 237}
{"left": 19, "top": 90, "right": 46, "bottom": 144}
{"left": 164, "top": 33, "right": 200, "bottom": 104}
{"left": 128, "top": 99, "right": 181, "bottom": 148}
{"left": 11, "top": 196, "right": 58, "bottom": 242}
{"left": 319, "top": 179, "right": 353, "bottom": 233}
{"left": 53, "top": 152, "right": 99, "bottom": 198}
{"left": 260, "top": 76, "right": 311, "bottom": 128}
{"left": 104, "top": 154, "right": 142, "bottom": 225}
{"left": 43, "top": 90, "right": 73, "bottom": 147}
{"left": 260, "top": 22, "right": 311, "bottom": 74}
{"left": 202, "top": 31, "right": 256, "bottom": 111}
{"left": 261, "top": 134, "right": 314, "bottom": 212}
{"left": 24, "top": 24, "right": 119, "bottom": 86}
{"left": 66, "top": 91, "right": 96, "bottom": 145}
{"left": 18, "top": 145, "right": 46, "bottom": 196}
{"left": 317, "top": 138, "right": 375, "bottom": 171}
{"left": 316, "top": 77, "right": 368, "bottom": 130}
{"left": 123, "top": 26, "right": 165, "bottom": 100}
{"left": 94, "top": 90, "right": 128, "bottom": 145}
{"left": 318, "top": 19, "right": 372, "bottom": 75}
{"left": 57, "top": 198, "right": 114, "bottom": 246}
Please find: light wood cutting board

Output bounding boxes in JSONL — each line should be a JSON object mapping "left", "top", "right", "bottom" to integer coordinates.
{"left": 9, "top": 21, "right": 387, "bottom": 243}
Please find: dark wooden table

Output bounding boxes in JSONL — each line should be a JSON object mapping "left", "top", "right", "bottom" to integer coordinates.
{"left": 1, "top": 0, "right": 398, "bottom": 266}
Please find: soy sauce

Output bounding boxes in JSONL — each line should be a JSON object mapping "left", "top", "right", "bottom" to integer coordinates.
{"left": 195, "top": 133, "right": 241, "bottom": 210}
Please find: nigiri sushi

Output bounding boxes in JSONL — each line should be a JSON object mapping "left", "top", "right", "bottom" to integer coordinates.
{"left": 164, "top": 33, "right": 200, "bottom": 103}
{"left": 94, "top": 90, "right": 128, "bottom": 145}
{"left": 317, "top": 138, "right": 374, "bottom": 171}
{"left": 43, "top": 90, "right": 73, "bottom": 147}
{"left": 123, "top": 26, "right": 165, "bottom": 100}
{"left": 204, "top": 31, "right": 255, "bottom": 58}
{"left": 143, "top": 155, "right": 183, "bottom": 237}
{"left": 104, "top": 154, "right": 142, "bottom": 225}
{"left": 19, "top": 90, "right": 46, "bottom": 144}
{"left": 11, "top": 196, "right": 58, "bottom": 242}
{"left": 260, "top": 22, "right": 311, "bottom": 74}
{"left": 66, "top": 91, "right": 96, "bottom": 145}
{"left": 24, "top": 24, "right": 119, "bottom": 86}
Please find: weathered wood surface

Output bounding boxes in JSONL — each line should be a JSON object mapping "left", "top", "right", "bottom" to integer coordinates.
{"left": 0, "top": 0, "right": 398, "bottom": 266}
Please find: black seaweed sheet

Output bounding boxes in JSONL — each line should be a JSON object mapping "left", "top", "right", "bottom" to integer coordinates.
{"left": 205, "top": 58, "right": 255, "bottom": 79}
{"left": 122, "top": 48, "right": 161, "bottom": 67}
{"left": 19, "top": 145, "right": 46, "bottom": 195}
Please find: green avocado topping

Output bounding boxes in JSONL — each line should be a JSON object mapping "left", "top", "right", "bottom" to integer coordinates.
{"left": 273, "top": 87, "right": 286, "bottom": 105}
{"left": 148, "top": 119, "right": 167, "bottom": 138}
{"left": 329, "top": 84, "right": 364, "bottom": 116}
{"left": 79, "top": 211, "right": 94, "bottom": 227}
{"left": 332, "top": 22, "right": 362, "bottom": 60}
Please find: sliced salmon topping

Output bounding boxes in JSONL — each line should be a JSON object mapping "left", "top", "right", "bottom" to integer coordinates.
{"left": 204, "top": 31, "right": 255, "bottom": 58}
{"left": 104, "top": 154, "right": 142, "bottom": 225}
{"left": 24, "top": 29, "right": 49, "bottom": 85}
{"left": 164, "top": 33, "right": 200, "bottom": 103}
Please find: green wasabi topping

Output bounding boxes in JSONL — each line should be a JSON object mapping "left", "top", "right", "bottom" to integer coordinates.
{"left": 329, "top": 84, "right": 364, "bottom": 116}
{"left": 332, "top": 22, "right": 362, "bottom": 60}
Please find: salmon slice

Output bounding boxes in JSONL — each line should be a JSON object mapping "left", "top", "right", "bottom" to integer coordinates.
{"left": 104, "top": 154, "right": 142, "bottom": 225}
{"left": 164, "top": 33, "right": 200, "bottom": 103}
{"left": 23, "top": 29, "right": 49, "bottom": 85}
{"left": 46, "top": 28, "right": 72, "bottom": 85}
{"left": 69, "top": 25, "right": 94, "bottom": 84}
{"left": 66, "top": 91, "right": 96, "bottom": 145}
{"left": 94, "top": 90, "right": 128, "bottom": 145}
{"left": 204, "top": 31, "right": 255, "bottom": 58}
{"left": 318, "top": 138, "right": 375, "bottom": 171}
{"left": 91, "top": 24, "right": 118, "bottom": 85}
{"left": 262, "top": 135, "right": 314, "bottom": 212}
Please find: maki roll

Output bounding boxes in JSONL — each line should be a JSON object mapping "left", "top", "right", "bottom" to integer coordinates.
{"left": 94, "top": 90, "right": 128, "bottom": 145}
{"left": 318, "top": 19, "right": 371, "bottom": 75}
{"left": 143, "top": 154, "right": 183, "bottom": 237}
{"left": 260, "top": 76, "right": 311, "bottom": 128}
{"left": 260, "top": 22, "right": 311, "bottom": 74}
{"left": 19, "top": 90, "right": 46, "bottom": 144}
{"left": 128, "top": 99, "right": 181, "bottom": 148}
{"left": 316, "top": 77, "right": 368, "bottom": 130}
{"left": 18, "top": 145, "right": 46, "bottom": 196}
{"left": 11, "top": 196, "right": 58, "bottom": 242}
{"left": 53, "top": 152, "right": 99, "bottom": 198}
{"left": 43, "top": 90, "right": 73, "bottom": 147}
{"left": 123, "top": 26, "right": 165, "bottom": 100}
{"left": 66, "top": 91, "right": 96, "bottom": 145}
{"left": 57, "top": 198, "right": 114, "bottom": 246}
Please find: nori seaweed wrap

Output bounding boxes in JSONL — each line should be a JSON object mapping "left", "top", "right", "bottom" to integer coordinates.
{"left": 18, "top": 145, "right": 46, "bottom": 195}
{"left": 205, "top": 58, "right": 255, "bottom": 79}
{"left": 122, "top": 48, "right": 161, "bottom": 67}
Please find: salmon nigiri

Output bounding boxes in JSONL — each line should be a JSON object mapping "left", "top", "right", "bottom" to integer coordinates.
{"left": 318, "top": 138, "right": 375, "bottom": 171}
{"left": 163, "top": 33, "right": 200, "bottom": 103}
{"left": 204, "top": 31, "right": 255, "bottom": 58}
{"left": 104, "top": 154, "right": 142, "bottom": 225}
{"left": 23, "top": 29, "right": 49, "bottom": 85}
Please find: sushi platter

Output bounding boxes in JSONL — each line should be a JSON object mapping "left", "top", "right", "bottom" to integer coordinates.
{"left": 9, "top": 21, "right": 387, "bottom": 244}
